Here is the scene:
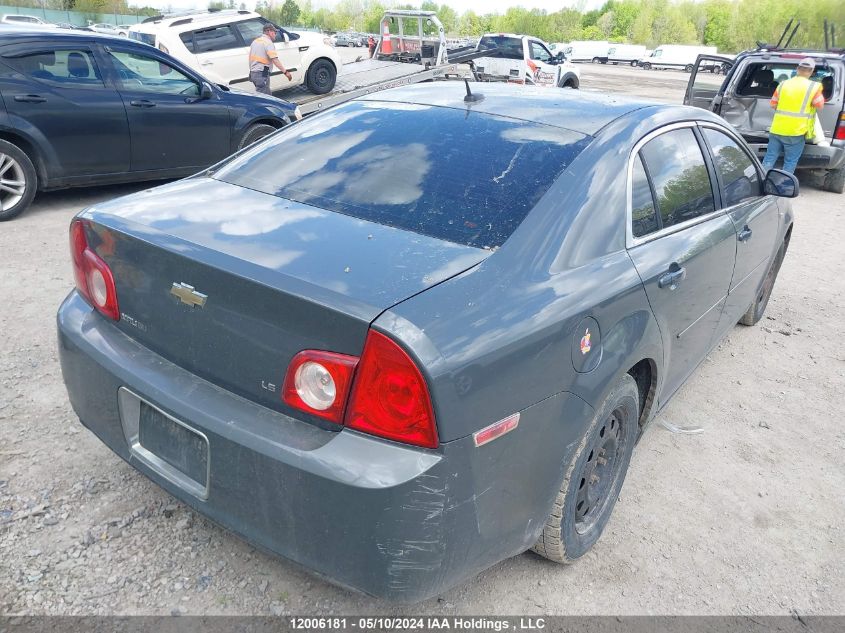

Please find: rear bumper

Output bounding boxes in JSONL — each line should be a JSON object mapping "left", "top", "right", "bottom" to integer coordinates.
{"left": 748, "top": 141, "right": 845, "bottom": 171}
{"left": 57, "top": 292, "right": 593, "bottom": 602}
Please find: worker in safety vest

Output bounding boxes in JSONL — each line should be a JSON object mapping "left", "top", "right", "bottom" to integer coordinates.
{"left": 761, "top": 57, "right": 825, "bottom": 174}
{"left": 248, "top": 24, "right": 292, "bottom": 95}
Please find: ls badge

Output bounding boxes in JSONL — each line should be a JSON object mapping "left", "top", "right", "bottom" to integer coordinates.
{"left": 170, "top": 282, "right": 207, "bottom": 308}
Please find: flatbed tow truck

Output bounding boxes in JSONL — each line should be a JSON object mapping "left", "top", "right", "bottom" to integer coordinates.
{"left": 277, "top": 11, "right": 490, "bottom": 115}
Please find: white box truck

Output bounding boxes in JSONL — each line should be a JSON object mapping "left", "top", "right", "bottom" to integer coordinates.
{"left": 607, "top": 44, "right": 647, "bottom": 66}
{"left": 562, "top": 40, "right": 610, "bottom": 63}
{"left": 638, "top": 45, "right": 718, "bottom": 72}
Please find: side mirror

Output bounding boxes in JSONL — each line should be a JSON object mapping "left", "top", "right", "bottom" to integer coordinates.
{"left": 200, "top": 82, "right": 213, "bottom": 100}
{"left": 763, "top": 169, "right": 799, "bottom": 198}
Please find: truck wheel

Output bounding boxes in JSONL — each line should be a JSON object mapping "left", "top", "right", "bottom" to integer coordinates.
{"left": 684, "top": 64, "right": 694, "bottom": 72}
{"left": 532, "top": 373, "right": 638, "bottom": 563}
{"left": 739, "top": 240, "right": 787, "bottom": 326}
{"left": 642, "top": 62, "right": 651, "bottom": 70}
{"left": 630, "top": 60, "right": 637, "bottom": 67}
{"left": 237, "top": 123, "right": 278, "bottom": 151}
{"left": 823, "top": 167, "right": 845, "bottom": 194}
{"left": 305, "top": 58, "right": 337, "bottom": 95}
{"left": 0, "top": 139, "right": 37, "bottom": 222}
{"left": 591, "top": 57, "right": 601, "bottom": 64}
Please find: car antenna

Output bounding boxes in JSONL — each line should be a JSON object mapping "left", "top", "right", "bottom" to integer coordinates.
{"left": 464, "top": 79, "right": 484, "bottom": 103}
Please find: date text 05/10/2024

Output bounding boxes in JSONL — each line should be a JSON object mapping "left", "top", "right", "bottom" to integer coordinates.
{"left": 289, "top": 617, "right": 548, "bottom": 630}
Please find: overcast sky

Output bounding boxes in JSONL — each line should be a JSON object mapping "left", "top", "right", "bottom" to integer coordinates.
{"left": 130, "top": 0, "right": 607, "bottom": 17}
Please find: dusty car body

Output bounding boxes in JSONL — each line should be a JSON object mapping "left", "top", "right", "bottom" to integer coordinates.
{"left": 58, "top": 84, "right": 796, "bottom": 602}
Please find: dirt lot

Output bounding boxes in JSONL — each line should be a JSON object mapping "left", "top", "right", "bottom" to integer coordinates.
{"left": 1, "top": 63, "right": 844, "bottom": 616}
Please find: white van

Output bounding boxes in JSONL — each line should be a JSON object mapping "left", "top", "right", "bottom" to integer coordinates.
{"left": 638, "top": 45, "right": 718, "bottom": 72}
{"left": 474, "top": 33, "right": 580, "bottom": 88}
{"left": 607, "top": 44, "right": 647, "bottom": 66}
{"left": 562, "top": 40, "right": 610, "bottom": 63}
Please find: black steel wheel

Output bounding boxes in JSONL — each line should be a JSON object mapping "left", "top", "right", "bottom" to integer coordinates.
{"left": 532, "top": 373, "right": 639, "bottom": 563}
{"left": 306, "top": 58, "right": 337, "bottom": 95}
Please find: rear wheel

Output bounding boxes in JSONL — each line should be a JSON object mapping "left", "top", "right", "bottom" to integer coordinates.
{"left": 642, "top": 62, "right": 651, "bottom": 70}
{"left": 532, "top": 373, "right": 639, "bottom": 563}
{"left": 591, "top": 57, "right": 601, "bottom": 64}
{"left": 0, "top": 139, "right": 37, "bottom": 222}
{"left": 684, "top": 64, "right": 694, "bottom": 72}
{"left": 237, "top": 123, "right": 278, "bottom": 151}
{"left": 739, "top": 240, "right": 787, "bottom": 326}
{"left": 823, "top": 167, "right": 845, "bottom": 194}
{"left": 630, "top": 60, "right": 637, "bottom": 67}
{"left": 305, "top": 58, "right": 337, "bottom": 95}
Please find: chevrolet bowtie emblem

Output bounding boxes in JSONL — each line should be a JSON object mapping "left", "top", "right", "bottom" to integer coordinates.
{"left": 170, "top": 282, "right": 207, "bottom": 308}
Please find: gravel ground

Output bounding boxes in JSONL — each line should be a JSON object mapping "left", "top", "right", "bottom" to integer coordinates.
{"left": 1, "top": 63, "right": 844, "bottom": 616}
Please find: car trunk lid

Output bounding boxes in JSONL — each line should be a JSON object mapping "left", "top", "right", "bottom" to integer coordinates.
{"left": 81, "top": 178, "right": 490, "bottom": 424}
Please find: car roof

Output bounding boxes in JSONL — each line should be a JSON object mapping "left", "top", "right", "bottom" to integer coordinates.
{"left": 131, "top": 9, "right": 256, "bottom": 32}
{"left": 0, "top": 25, "right": 135, "bottom": 44}
{"left": 741, "top": 49, "right": 845, "bottom": 62}
{"left": 356, "top": 83, "right": 660, "bottom": 136}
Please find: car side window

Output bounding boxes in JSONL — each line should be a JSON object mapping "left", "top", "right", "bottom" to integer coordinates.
{"left": 3, "top": 49, "right": 104, "bottom": 88}
{"left": 184, "top": 25, "right": 241, "bottom": 54}
{"left": 108, "top": 50, "right": 200, "bottom": 97}
{"left": 702, "top": 128, "right": 761, "bottom": 207}
{"left": 529, "top": 41, "right": 552, "bottom": 63}
{"left": 236, "top": 19, "right": 286, "bottom": 44}
{"left": 640, "top": 128, "right": 715, "bottom": 230}
{"left": 631, "top": 155, "right": 659, "bottom": 237}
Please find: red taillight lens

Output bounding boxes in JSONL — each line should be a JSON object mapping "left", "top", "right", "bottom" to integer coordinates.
{"left": 283, "top": 350, "right": 358, "bottom": 423}
{"left": 69, "top": 219, "right": 119, "bottom": 321}
{"left": 834, "top": 112, "right": 845, "bottom": 141}
{"left": 344, "top": 330, "right": 438, "bottom": 449}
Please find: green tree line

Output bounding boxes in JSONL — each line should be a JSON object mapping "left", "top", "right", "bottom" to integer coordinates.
{"left": 256, "top": 0, "right": 844, "bottom": 53}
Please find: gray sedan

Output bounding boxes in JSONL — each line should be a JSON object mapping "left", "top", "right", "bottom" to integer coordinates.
{"left": 57, "top": 83, "right": 796, "bottom": 602}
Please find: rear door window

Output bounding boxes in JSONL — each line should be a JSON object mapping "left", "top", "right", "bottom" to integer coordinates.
{"left": 3, "top": 49, "right": 104, "bottom": 87}
{"left": 639, "top": 128, "right": 716, "bottom": 229}
{"left": 214, "top": 100, "right": 590, "bottom": 249}
{"left": 631, "top": 155, "right": 658, "bottom": 237}
{"left": 478, "top": 35, "right": 524, "bottom": 61}
{"left": 702, "top": 127, "right": 761, "bottom": 207}
{"left": 181, "top": 25, "right": 241, "bottom": 53}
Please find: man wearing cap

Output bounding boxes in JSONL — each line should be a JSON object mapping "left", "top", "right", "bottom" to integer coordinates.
{"left": 761, "top": 57, "right": 825, "bottom": 174}
{"left": 248, "top": 24, "right": 292, "bottom": 95}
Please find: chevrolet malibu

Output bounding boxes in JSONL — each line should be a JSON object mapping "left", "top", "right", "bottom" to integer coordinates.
{"left": 57, "top": 83, "right": 797, "bottom": 602}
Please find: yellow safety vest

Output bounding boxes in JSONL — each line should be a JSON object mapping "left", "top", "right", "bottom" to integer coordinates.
{"left": 770, "top": 76, "right": 822, "bottom": 137}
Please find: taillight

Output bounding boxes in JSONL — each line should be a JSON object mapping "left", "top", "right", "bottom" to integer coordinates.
{"left": 344, "top": 330, "right": 438, "bottom": 449}
{"left": 283, "top": 350, "right": 358, "bottom": 423}
{"left": 834, "top": 112, "right": 845, "bottom": 141}
{"left": 70, "top": 219, "right": 119, "bottom": 321}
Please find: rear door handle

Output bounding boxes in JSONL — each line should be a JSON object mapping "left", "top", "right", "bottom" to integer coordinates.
{"left": 658, "top": 265, "right": 686, "bottom": 289}
{"left": 738, "top": 226, "right": 753, "bottom": 242}
{"left": 14, "top": 94, "right": 46, "bottom": 103}
{"left": 129, "top": 99, "right": 156, "bottom": 108}
{"left": 200, "top": 61, "right": 213, "bottom": 66}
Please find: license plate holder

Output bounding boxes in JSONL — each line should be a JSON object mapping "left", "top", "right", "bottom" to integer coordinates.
{"left": 118, "top": 388, "right": 210, "bottom": 500}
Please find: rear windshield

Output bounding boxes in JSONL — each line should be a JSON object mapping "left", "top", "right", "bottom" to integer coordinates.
{"left": 478, "top": 35, "right": 524, "bottom": 61}
{"left": 214, "top": 100, "right": 589, "bottom": 249}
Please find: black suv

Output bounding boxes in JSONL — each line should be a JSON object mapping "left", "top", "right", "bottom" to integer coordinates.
{"left": 0, "top": 26, "right": 301, "bottom": 220}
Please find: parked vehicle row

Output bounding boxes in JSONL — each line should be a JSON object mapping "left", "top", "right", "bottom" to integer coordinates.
{"left": 0, "top": 14, "right": 132, "bottom": 35}
{"left": 0, "top": 26, "right": 301, "bottom": 220}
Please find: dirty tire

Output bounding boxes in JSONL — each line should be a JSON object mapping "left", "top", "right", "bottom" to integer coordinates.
{"left": 306, "top": 59, "right": 337, "bottom": 95}
{"left": 237, "top": 123, "right": 277, "bottom": 151}
{"left": 532, "top": 373, "right": 639, "bottom": 563}
{"left": 823, "top": 167, "right": 845, "bottom": 194}
{"left": 0, "top": 139, "right": 37, "bottom": 222}
{"left": 740, "top": 240, "right": 787, "bottom": 326}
